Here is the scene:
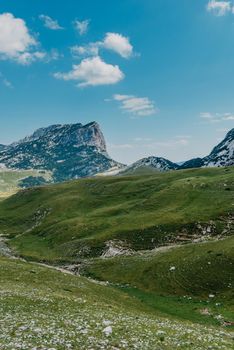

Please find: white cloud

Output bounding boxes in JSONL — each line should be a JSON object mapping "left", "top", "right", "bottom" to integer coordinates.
{"left": 102, "top": 33, "right": 133, "bottom": 58}
{"left": 0, "top": 13, "right": 60, "bottom": 65}
{"left": 112, "top": 94, "right": 157, "bottom": 117}
{"left": 17, "top": 48, "right": 61, "bottom": 65}
{"left": 200, "top": 112, "right": 214, "bottom": 120}
{"left": 16, "top": 51, "right": 46, "bottom": 65}
{"left": 223, "top": 114, "right": 234, "bottom": 120}
{"left": 54, "top": 56, "right": 124, "bottom": 87}
{"left": 73, "top": 19, "right": 90, "bottom": 35}
{"left": 70, "top": 32, "right": 134, "bottom": 59}
{"left": 71, "top": 43, "right": 99, "bottom": 57}
{"left": 39, "top": 15, "right": 63, "bottom": 30}
{"left": 207, "top": 1, "right": 232, "bottom": 16}
{"left": 47, "top": 48, "right": 62, "bottom": 61}
{"left": 200, "top": 111, "right": 234, "bottom": 122}
{"left": 0, "top": 13, "right": 41, "bottom": 64}
{"left": 0, "top": 72, "right": 13, "bottom": 88}
{"left": 2, "top": 78, "right": 13, "bottom": 88}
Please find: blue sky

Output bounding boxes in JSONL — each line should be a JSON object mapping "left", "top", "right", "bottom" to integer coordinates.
{"left": 0, "top": 0, "right": 234, "bottom": 164}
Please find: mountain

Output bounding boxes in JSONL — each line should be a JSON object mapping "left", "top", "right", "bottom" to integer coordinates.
{"left": 180, "top": 157, "right": 204, "bottom": 169}
{"left": 180, "top": 128, "right": 234, "bottom": 169}
{"left": 0, "top": 125, "right": 233, "bottom": 183}
{"left": 203, "top": 128, "right": 234, "bottom": 167}
{"left": 0, "top": 144, "right": 6, "bottom": 152}
{"left": 0, "top": 122, "right": 123, "bottom": 182}
{"left": 123, "top": 128, "right": 233, "bottom": 174}
{"left": 122, "top": 156, "right": 178, "bottom": 175}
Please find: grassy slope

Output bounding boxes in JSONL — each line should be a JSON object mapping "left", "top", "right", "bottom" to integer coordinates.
{"left": 82, "top": 236, "right": 234, "bottom": 326}
{"left": 0, "top": 167, "right": 233, "bottom": 344}
{"left": 0, "top": 256, "right": 233, "bottom": 350}
{"left": 0, "top": 169, "right": 51, "bottom": 200}
{"left": 0, "top": 167, "right": 233, "bottom": 262}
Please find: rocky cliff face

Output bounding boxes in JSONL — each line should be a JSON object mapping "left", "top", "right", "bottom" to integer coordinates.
{"left": 0, "top": 122, "right": 123, "bottom": 182}
{"left": 202, "top": 128, "right": 234, "bottom": 167}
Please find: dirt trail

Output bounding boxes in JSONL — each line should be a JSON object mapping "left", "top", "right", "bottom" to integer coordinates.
{"left": 0, "top": 236, "right": 75, "bottom": 276}
{"left": 0, "top": 234, "right": 229, "bottom": 278}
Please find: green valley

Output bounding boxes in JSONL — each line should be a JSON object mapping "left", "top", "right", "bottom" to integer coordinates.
{"left": 0, "top": 167, "right": 233, "bottom": 349}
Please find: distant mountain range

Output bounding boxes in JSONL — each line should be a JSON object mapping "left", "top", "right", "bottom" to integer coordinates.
{"left": 0, "top": 123, "right": 233, "bottom": 183}
{"left": 123, "top": 128, "right": 234, "bottom": 173}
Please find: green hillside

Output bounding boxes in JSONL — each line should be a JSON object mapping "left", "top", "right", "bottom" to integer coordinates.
{"left": 1, "top": 256, "right": 233, "bottom": 350}
{"left": 0, "top": 167, "right": 233, "bottom": 263}
{"left": 0, "top": 167, "right": 233, "bottom": 345}
{"left": 82, "top": 236, "right": 234, "bottom": 326}
{"left": 0, "top": 169, "right": 51, "bottom": 200}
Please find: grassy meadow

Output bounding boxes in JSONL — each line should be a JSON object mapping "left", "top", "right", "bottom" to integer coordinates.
{"left": 0, "top": 167, "right": 233, "bottom": 349}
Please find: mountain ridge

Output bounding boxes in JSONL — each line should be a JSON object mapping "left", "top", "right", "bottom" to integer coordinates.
{"left": 0, "top": 121, "right": 123, "bottom": 182}
{"left": 0, "top": 124, "right": 233, "bottom": 182}
{"left": 125, "top": 128, "right": 234, "bottom": 173}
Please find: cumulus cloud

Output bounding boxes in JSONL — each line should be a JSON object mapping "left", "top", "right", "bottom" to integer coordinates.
{"left": 73, "top": 19, "right": 90, "bottom": 35}
{"left": 39, "top": 15, "right": 63, "bottom": 30}
{"left": 70, "top": 32, "right": 133, "bottom": 59}
{"left": 103, "top": 33, "right": 133, "bottom": 58}
{"left": 200, "top": 111, "right": 234, "bottom": 122}
{"left": 112, "top": 94, "right": 157, "bottom": 117}
{"left": 0, "top": 13, "right": 38, "bottom": 63}
{"left": 54, "top": 56, "right": 124, "bottom": 87}
{"left": 0, "top": 12, "right": 48, "bottom": 65}
{"left": 206, "top": 1, "right": 232, "bottom": 16}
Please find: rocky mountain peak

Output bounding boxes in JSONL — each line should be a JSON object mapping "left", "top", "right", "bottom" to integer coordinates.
{"left": 0, "top": 121, "right": 123, "bottom": 182}
{"left": 124, "top": 156, "right": 178, "bottom": 173}
{"left": 179, "top": 128, "right": 234, "bottom": 169}
{"left": 202, "top": 128, "right": 233, "bottom": 167}
{"left": 11, "top": 122, "right": 107, "bottom": 154}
